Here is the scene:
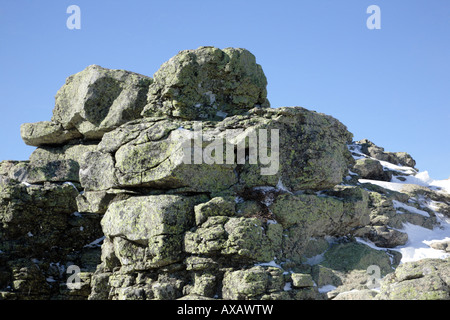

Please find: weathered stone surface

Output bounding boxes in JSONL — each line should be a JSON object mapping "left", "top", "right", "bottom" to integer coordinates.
{"left": 0, "top": 180, "right": 103, "bottom": 299}
{"left": 184, "top": 216, "right": 282, "bottom": 263}
{"left": 101, "top": 194, "right": 207, "bottom": 270}
{"left": 269, "top": 190, "right": 371, "bottom": 264}
{"left": 52, "top": 64, "right": 152, "bottom": 139}
{"left": 320, "top": 242, "right": 395, "bottom": 276}
{"left": 29, "top": 142, "right": 97, "bottom": 165}
{"left": 0, "top": 143, "right": 97, "bottom": 185}
{"left": 333, "top": 289, "right": 378, "bottom": 300}
{"left": 377, "top": 258, "right": 450, "bottom": 300}
{"left": 271, "top": 193, "right": 344, "bottom": 230}
{"left": 222, "top": 266, "right": 284, "bottom": 300}
{"left": 0, "top": 159, "right": 80, "bottom": 185}
{"left": 83, "top": 106, "right": 352, "bottom": 193}
{"left": 291, "top": 273, "right": 314, "bottom": 288}
{"left": 429, "top": 240, "right": 450, "bottom": 252}
{"left": 356, "top": 139, "right": 416, "bottom": 168}
{"left": 194, "top": 196, "right": 236, "bottom": 225}
{"left": 7, "top": 47, "right": 450, "bottom": 301}
{"left": 20, "top": 121, "right": 82, "bottom": 147}
{"left": 76, "top": 189, "right": 136, "bottom": 214}
{"left": 236, "top": 107, "right": 353, "bottom": 191}
{"left": 352, "top": 158, "right": 392, "bottom": 181}
{"left": 141, "top": 46, "right": 269, "bottom": 121}
{"left": 80, "top": 151, "right": 117, "bottom": 190}
{"left": 100, "top": 121, "right": 238, "bottom": 192}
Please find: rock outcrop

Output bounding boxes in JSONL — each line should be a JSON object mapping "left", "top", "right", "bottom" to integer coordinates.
{"left": 1, "top": 46, "right": 449, "bottom": 300}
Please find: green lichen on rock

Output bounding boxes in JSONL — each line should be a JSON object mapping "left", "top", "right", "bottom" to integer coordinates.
{"left": 20, "top": 121, "right": 82, "bottom": 147}
{"left": 101, "top": 194, "right": 207, "bottom": 269}
{"left": 80, "top": 151, "right": 117, "bottom": 190}
{"left": 237, "top": 107, "right": 353, "bottom": 190}
{"left": 270, "top": 193, "right": 344, "bottom": 230}
{"left": 291, "top": 273, "right": 314, "bottom": 288}
{"left": 0, "top": 180, "right": 103, "bottom": 299}
{"left": 52, "top": 64, "right": 153, "bottom": 140}
{"left": 222, "top": 266, "right": 285, "bottom": 300}
{"left": 356, "top": 139, "right": 416, "bottom": 168}
{"left": 82, "top": 105, "right": 353, "bottom": 193}
{"left": 141, "top": 46, "right": 269, "bottom": 121}
{"left": 377, "top": 257, "right": 450, "bottom": 300}
{"left": 320, "top": 242, "right": 394, "bottom": 276}
{"left": 184, "top": 216, "right": 282, "bottom": 263}
{"left": 8, "top": 46, "right": 450, "bottom": 301}
{"left": 194, "top": 196, "right": 236, "bottom": 225}
{"left": 352, "top": 158, "right": 391, "bottom": 181}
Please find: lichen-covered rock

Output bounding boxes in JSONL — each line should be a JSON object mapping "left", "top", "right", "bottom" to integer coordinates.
{"left": 101, "top": 194, "right": 207, "bottom": 270}
{"left": 52, "top": 65, "right": 153, "bottom": 140}
{"left": 91, "top": 119, "right": 239, "bottom": 192}
{"left": 356, "top": 139, "right": 416, "bottom": 168}
{"left": 377, "top": 257, "right": 450, "bottom": 300}
{"left": 0, "top": 180, "right": 103, "bottom": 299}
{"left": 20, "top": 121, "right": 82, "bottom": 147}
{"left": 291, "top": 273, "right": 314, "bottom": 288}
{"left": 333, "top": 289, "right": 378, "bottom": 300}
{"left": 352, "top": 158, "right": 391, "bottom": 181}
{"left": 222, "top": 266, "right": 283, "bottom": 300}
{"left": 320, "top": 242, "right": 395, "bottom": 276}
{"left": 236, "top": 107, "right": 353, "bottom": 190}
{"left": 270, "top": 190, "right": 371, "bottom": 263}
{"left": 82, "top": 106, "right": 353, "bottom": 193}
{"left": 429, "top": 240, "right": 450, "bottom": 252}
{"left": 194, "top": 196, "right": 236, "bottom": 225}
{"left": 76, "top": 189, "right": 136, "bottom": 214}
{"left": 184, "top": 216, "right": 282, "bottom": 263}
{"left": 141, "top": 46, "right": 269, "bottom": 120}
{"left": 8, "top": 46, "right": 449, "bottom": 301}
{"left": 79, "top": 151, "right": 117, "bottom": 190}
{"left": 29, "top": 142, "right": 97, "bottom": 165}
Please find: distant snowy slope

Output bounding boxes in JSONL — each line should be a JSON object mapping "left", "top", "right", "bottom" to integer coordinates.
{"left": 348, "top": 141, "right": 450, "bottom": 264}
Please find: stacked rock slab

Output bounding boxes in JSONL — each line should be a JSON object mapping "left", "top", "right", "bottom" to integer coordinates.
{"left": 2, "top": 46, "right": 449, "bottom": 300}
{"left": 0, "top": 65, "right": 153, "bottom": 299}
{"left": 78, "top": 47, "right": 393, "bottom": 300}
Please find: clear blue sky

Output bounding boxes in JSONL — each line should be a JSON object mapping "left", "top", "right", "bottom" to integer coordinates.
{"left": 1, "top": 0, "right": 449, "bottom": 179}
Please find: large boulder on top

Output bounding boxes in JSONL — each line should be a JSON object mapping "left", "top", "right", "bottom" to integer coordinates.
{"left": 52, "top": 65, "right": 153, "bottom": 140}
{"left": 141, "top": 46, "right": 270, "bottom": 121}
{"left": 21, "top": 65, "right": 152, "bottom": 146}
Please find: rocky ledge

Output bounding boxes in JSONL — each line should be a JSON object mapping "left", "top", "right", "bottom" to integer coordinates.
{"left": 1, "top": 47, "right": 449, "bottom": 300}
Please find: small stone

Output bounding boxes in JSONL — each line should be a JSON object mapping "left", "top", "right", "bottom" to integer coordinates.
{"left": 291, "top": 273, "right": 314, "bottom": 288}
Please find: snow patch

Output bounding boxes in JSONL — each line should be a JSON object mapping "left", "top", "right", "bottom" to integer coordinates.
{"left": 392, "top": 221, "right": 450, "bottom": 263}
{"left": 318, "top": 285, "right": 336, "bottom": 293}
{"left": 255, "top": 260, "right": 282, "bottom": 269}
{"left": 204, "top": 91, "right": 216, "bottom": 104}
{"left": 215, "top": 110, "right": 228, "bottom": 118}
{"left": 63, "top": 181, "right": 78, "bottom": 191}
{"left": 358, "top": 179, "right": 405, "bottom": 192}
{"left": 283, "top": 282, "right": 292, "bottom": 291}
{"left": 84, "top": 236, "right": 105, "bottom": 248}
{"left": 392, "top": 200, "right": 430, "bottom": 217}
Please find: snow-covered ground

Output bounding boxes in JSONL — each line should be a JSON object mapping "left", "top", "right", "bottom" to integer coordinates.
{"left": 350, "top": 143, "right": 450, "bottom": 264}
